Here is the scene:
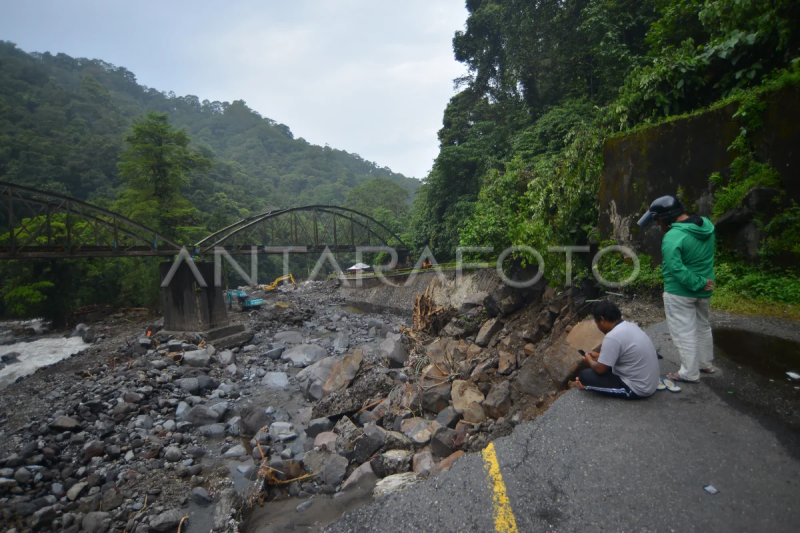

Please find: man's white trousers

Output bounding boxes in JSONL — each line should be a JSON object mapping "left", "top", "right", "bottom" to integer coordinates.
{"left": 663, "top": 292, "right": 714, "bottom": 381}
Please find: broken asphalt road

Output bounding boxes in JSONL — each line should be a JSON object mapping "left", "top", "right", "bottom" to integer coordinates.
{"left": 324, "top": 321, "right": 800, "bottom": 532}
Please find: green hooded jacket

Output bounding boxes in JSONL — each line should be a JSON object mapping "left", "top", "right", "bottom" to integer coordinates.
{"left": 661, "top": 217, "right": 716, "bottom": 298}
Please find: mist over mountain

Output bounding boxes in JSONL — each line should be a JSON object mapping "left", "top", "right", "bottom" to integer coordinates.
{"left": 0, "top": 41, "right": 420, "bottom": 226}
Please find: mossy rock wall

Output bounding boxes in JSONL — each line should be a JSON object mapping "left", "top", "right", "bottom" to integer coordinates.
{"left": 599, "top": 87, "right": 800, "bottom": 263}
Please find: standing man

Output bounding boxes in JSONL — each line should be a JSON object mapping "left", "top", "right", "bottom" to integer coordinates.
{"left": 638, "top": 196, "right": 716, "bottom": 383}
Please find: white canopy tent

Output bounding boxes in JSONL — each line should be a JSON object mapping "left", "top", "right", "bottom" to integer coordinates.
{"left": 346, "top": 262, "right": 371, "bottom": 271}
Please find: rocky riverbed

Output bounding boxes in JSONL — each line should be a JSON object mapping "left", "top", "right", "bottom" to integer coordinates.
{"left": 0, "top": 276, "right": 665, "bottom": 533}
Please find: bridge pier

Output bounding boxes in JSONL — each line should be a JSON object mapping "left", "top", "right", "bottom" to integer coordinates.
{"left": 159, "top": 261, "right": 230, "bottom": 332}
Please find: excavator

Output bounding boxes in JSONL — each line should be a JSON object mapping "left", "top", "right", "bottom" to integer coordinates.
{"left": 261, "top": 274, "right": 297, "bottom": 291}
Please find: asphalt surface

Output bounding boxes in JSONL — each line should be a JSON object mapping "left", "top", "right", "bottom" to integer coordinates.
{"left": 324, "top": 320, "right": 800, "bottom": 533}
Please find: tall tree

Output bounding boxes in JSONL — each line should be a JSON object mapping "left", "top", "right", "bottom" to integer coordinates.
{"left": 115, "top": 112, "right": 211, "bottom": 239}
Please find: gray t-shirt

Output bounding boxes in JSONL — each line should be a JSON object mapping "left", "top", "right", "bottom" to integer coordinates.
{"left": 598, "top": 321, "right": 660, "bottom": 397}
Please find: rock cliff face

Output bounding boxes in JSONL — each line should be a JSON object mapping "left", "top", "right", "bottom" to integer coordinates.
{"left": 600, "top": 86, "right": 800, "bottom": 263}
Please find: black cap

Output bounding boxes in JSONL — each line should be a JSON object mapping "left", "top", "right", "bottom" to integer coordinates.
{"left": 637, "top": 196, "right": 685, "bottom": 227}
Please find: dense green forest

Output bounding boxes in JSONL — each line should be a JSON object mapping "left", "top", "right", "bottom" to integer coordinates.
{"left": 0, "top": 40, "right": 418, "bottom": 320}
{"left": 0, "top": 40, "right": 419, "bottom": 214}
{"left": 410, "top": 0, "right": 800, "bottom": 314}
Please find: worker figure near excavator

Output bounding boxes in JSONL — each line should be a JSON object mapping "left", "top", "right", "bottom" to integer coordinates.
{"left": 638, "top": 195, "right": 716, "bottom": 383}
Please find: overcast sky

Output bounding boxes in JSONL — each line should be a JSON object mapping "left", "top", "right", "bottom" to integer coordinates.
{"left": 1, "top": 0, "right": 468, "bottom": 179}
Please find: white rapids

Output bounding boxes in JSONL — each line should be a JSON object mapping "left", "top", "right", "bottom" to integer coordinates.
{"left": 0, "top": 336, "right": 87, "bottom": 389}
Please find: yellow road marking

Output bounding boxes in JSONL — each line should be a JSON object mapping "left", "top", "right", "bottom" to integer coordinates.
{"left": 481, "top": 442, "right": 519, "bottom": 533}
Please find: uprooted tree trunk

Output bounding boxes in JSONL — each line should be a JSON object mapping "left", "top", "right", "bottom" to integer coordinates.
{"left": 413, "top": 286, "right": 453, "bottom": 335}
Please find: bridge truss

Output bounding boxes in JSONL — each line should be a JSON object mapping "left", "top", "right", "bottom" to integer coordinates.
{"left": 0, "top": 182, "right": 408, "bottom": 259}
{"left": 195, "top": 206, "right": 408, "bottom": 256}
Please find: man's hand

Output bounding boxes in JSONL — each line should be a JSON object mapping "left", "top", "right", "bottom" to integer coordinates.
{"left": 703, "top": 279, "right": 714, "bottom": 291}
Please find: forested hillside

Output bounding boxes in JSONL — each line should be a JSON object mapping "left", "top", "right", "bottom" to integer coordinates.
{"left": 411, "top": 0, "right": 800, "bottom": 313}
{"left": 0, "top": 40, "right": 419, "bottom": 320}
{"left": 0, "top": 40, "right": 419, "bottom": 228}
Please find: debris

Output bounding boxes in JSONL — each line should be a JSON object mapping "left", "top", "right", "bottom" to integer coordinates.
{"left": 704, "top": 485, "right": 719, "bottom": 495}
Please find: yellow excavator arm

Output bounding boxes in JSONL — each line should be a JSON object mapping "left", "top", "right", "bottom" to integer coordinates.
{"left": 261, "top": 274, "right": 296, "bottom": 291}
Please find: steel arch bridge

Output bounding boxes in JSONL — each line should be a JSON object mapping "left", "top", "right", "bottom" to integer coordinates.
{"left": 0, "top": 182, "right": 408, "bottom": 259}
{"left": 195, "top": 205, "right": 408, "bottom": 255}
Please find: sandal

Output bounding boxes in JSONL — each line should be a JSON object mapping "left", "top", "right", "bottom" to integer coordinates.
{"left": 667, "top": 372, "right": 699, "bottom": 384}
{"left": 700, "top": 367, "right": 716, "bottom": 374}
{"left": 660, "top": 377, "right": 681, "bottom": 393}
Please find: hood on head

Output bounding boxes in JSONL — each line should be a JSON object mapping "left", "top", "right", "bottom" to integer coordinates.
{"left": 671, "top": 217, "right": 715, "bottom": 240}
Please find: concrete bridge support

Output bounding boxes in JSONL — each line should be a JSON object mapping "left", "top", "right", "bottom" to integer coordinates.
{"left": 159, "top": 261, "right": 229, "bottom": 332}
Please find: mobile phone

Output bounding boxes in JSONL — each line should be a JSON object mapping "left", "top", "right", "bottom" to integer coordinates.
{"left": 578, "top": 349, "right": 586, "bottom": 356}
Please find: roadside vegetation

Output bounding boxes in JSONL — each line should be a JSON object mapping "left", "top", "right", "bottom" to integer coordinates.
{"left": 410, "top": 0, "right": 800, "bottom": 314}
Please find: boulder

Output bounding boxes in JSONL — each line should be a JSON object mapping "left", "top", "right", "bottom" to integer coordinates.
{"left": 281, "top": 344, "right": 329, "bottom": 368}
{"left": 334, "top": 416, "right": 361, "bottom": 453}
{"left": 305, "top": 417, "right": 334, "bottom": 439}
{"left": 269, "top": 421, "right": 298, "bottom": 442}
{"left": 421, "top": 381, "right": 451, "bottom": 413}
{"left": 373, "top": 472, "right": 417, "bottom": 498}
{"left": 49, "top": 416, "right": 81, "bottom": 432}
{"left": 322, "top": 349, "right": 363, "bottom": 397}
{"left": 462, "top": 401, "right": 487, "bottom": 424}
{"left": 537, "top": 308, "right": 556, "bottom": 333}
{"left": 451, "top": 380, "right": 484, "bottom": 411}
{"left": 302, "top": 450, "right": 349, "bottom": 486}
{"left": 353, "top": 424, "right": 387, "bottom": 463}
{"left": 313, "top": 431, "right": 337, "bottom": 451}
{"left": 498, "top": 350, "right": 516, "bottom": 374}
{"left": 224, "top": 444, "right": 247, "bottom": 458}
{"left": 475, "top": 318, "right": 503, "bottom": 347}
{"left": 543, "top": 342, "right": 585, "bottom": 384}
{"left": 218, "top": 350, "right": 236, "bottom": 365}
{"left": 239, "top": 404, "right": 273, "bottom": 436}
{"left": 81, "top": 511, "right": 111, "bottom": 533}
{"left": 192, "top": 487, "right": 212, "bottom": 505}
{"left": 149, "top": 509, "right": 184, "bottom": 532}
{"left": 0, "top": 351, "right": 20, "bottom": 364}
{"left": 80, "top": 326, "right": 98, "bottom": 343}
{"left": 262, "top": 346, "right": 286, "bottom": 360}
{"left": 400, "top": 418, "right": 433, "bottom": 445}
{"left": 179, "top": 378, "right": 200, "bottom": 395}
{"left": 164, "top": 447, "right": 182, "bottom": 462}
{"left": 341, "top": 461, "right": 378, "bottom": 491}
{"left": 483, "top": 382, "right": 512, "bottom": 419}
{"left": 412, "top": 450, "right": 435, "bottom": 477}
{"left": 333, "top": 331, "right": 350, "bottom": 352}
{"left": 67, "top": 481, "right": 88, "bottom": 501}
{"left": 29, "top": 505, "right": 56, "bottom": 529}
{"left": 183, "top": 349, "right": 210, "bottom": 367}
{"left": 513, "top": 357, "right": 554, "bottom": 399}
{"left": 261, "top": 372, "right": 290, "bottom": 390}
{"left": 383, "top": 430, "right": 414, "bottom": 451}
{"left": 378, "top": 335, "right": 407, "bottom": 368}
{"left": 566, "top": 318, "right": 605, "bottom": 353}
{"left": 297, "top": 356, "right": 339, "bottom": 401}
{"left": 372, "top": 449, "right": 413, "bottom": 478}
{"left": 101, "top": 487, "right": 123, "bottom": 511}
{"left": 274, "top": 330, "right": 304, "bottom": 344}
{"left": 187, "top": 405, "right": 223, "bottom": 426}
{"left": 435, "top": 406, "right": 462, "bottom": 429}
{"left": 430, "top": 426, "right": 457, "bottom": 458}
{"left": 432, "top": 450, "right": 466, "bottom": 475}
{"left": 200, "top": 423, "right": 226, "bottom": 438}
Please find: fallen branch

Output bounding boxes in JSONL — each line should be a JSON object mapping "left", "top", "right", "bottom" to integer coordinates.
{"left": 357, "top": 398, "right": 385, "bottom": 414}
{"left": 177, "top": 514, "right": 189, "bottom": 533}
